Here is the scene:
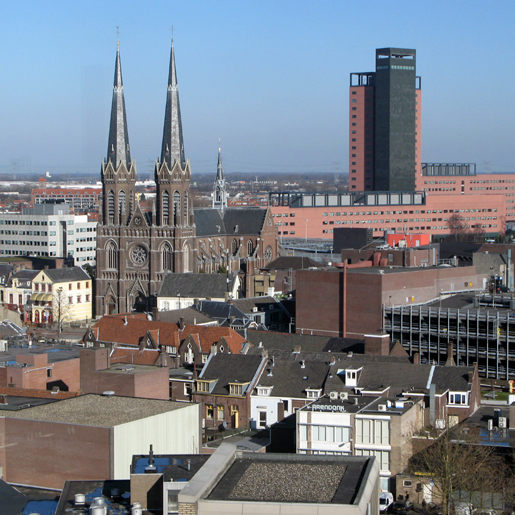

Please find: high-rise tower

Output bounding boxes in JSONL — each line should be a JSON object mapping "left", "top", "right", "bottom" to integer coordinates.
{"left": 349, "top": 48, "right": 421, "bottom": 192}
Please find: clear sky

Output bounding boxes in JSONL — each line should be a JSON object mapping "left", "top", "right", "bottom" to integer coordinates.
{"left": 1, "top": 1, "right": 514, "bottom": 178}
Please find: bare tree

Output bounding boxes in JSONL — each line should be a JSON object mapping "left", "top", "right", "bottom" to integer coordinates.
{"left": 447, "top": 214, "right": 468, "bottom": 242}
{"left": 52, "top": 287, "right": 70, "bottom": 341}
{"left": 409, "top": 426, "right": 513, "bottom": 515}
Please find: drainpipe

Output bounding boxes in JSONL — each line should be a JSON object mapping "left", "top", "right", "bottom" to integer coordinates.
{"left": 343, "top": 260, "right": 347, "bottom": 338}
{"left": 508, "top": 249, "right": 512, "bottom": 290}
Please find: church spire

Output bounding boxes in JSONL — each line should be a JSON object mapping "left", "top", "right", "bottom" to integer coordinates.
{"left": 161, "top": 39, "right": 185, "bottom": 169}
{"left": 213, "top": 144, "right": 228, "bottom": 211}
{"left": 107, "top": 41, "right": 131, "bottom": 168}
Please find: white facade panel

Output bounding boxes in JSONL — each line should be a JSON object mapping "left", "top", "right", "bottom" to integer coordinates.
{"left": 112, "top": 403, "right": 200, "bottom": 479}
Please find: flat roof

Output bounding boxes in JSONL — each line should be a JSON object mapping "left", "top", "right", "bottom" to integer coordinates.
{"left": 2, "top": 393, "right": 193, "bottom": 427}
{"left": 104, "top": 363, "right": 159, "bottom": 375}
{"left": 0, "top": 395, "right": 60, "bottom": 411}
{"left": 207, "top": 453, "right": 373, "bottom": 505}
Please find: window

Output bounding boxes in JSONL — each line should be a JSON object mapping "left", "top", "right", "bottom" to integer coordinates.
{"left": 197, "top": 381, "right": 210, "bottom": 392}
{"left": 217, "top": 405, "right": 225, "bottom": 421}
{"left": 69, "top": 283, "right": 72, "bottom": 290}
{"left": 77, "top": 296, "right": 81, "bottom": 303}
{"left": 206, "top": 404, "right": 214, "bottom": 419}
{"left": 449, "top": 392, "right": 467, "bottom": 405}
{"left": 230, "top": 383, "right": 244, "bottom": 395}
{"left": 68, "top": 297, "right": 73, "bottom": 304}
{"left": 47, "top": 368, "right": 52, "bottom": 378}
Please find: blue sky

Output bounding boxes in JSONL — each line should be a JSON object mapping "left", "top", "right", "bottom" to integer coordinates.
{"left": 1, "top": 1, "right": 514, "bottom": 177}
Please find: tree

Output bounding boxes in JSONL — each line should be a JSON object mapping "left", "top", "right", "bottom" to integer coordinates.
{"left": 409, "top": 425, "right": 513, "bottom": 515}
{"left": 447, "top": 213, "right": 468, "bottom": 242}
{"left": 52, "top": 287, "right": 70, "bottom": 341}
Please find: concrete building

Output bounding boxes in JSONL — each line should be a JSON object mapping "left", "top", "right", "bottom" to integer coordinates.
{"left": 0, "top": 203, "right": 97, "bottom": 266}
{"left": 295, "top": 265, "right": 486, "bottom": 339}
{"left": 177, "top": 442, "right": 380, "bottom": 515}
{"left": 0, "top": 393, "right": 200, "bottom": 489}
{"left": 31, "top": 186, "right": 102, "bottom": 212}
{"left": 297, "top": 394, "right": 425, "bottom": 492}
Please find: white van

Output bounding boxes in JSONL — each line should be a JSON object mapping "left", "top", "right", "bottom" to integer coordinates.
{"left": 380, "top": 492, "right": 394, "bottom": 512}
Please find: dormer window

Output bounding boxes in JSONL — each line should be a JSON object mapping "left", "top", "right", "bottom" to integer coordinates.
{"left": 197, "top": 380, "right": 213, "bottom": 393}
{"left": 306, "top": 388, "right": 322, "bottom": 399}
{"left": 449, "top": 392, "right": 468, "bottom": 405}
{"left": 229, "top": 382, "right": 249, "bottom": 396}
{"left": 257, "top": 386, "right": 273, "bottom": 396}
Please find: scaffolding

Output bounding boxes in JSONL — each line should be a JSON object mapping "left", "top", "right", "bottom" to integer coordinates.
{"left": 383, "top": 300, "right": 515, "bottom": 380}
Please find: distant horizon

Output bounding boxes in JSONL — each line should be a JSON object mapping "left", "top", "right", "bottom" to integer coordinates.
{"left": 1, "top": 1, "right": 514, "bottom": 176}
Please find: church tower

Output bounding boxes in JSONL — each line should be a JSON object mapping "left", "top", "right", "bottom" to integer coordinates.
{"left": 154, "top": 39, "right": 196, "bottom": 272}
{"left": 212, "top": 146, "right": 228, "bottom": 211}
{"left": 102, "top": 41, "right": 137, "bottom": 226}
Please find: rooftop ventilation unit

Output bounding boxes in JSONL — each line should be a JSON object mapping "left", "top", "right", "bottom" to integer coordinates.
{"left": 378, "top": 404, "right": 387, "bottom": 411}
{"left": 340, "top": 392, "right": 349, "bottom": 401}
{"left": 330, "top": 391, "right": 338, "bottom": 400}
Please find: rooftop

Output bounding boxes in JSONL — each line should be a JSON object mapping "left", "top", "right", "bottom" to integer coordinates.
{"left": 2, "top": 393, "right": 192, "bottom": 427}
{"left": 207, "top": 452, "right": 373, "bottom": 505}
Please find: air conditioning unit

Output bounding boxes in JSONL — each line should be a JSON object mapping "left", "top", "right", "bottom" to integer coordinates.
{"left": 435, "top": 419, "right": 446, "bottom": 429}
{"left": 378, "top": 404, "right": 387, "bottom": 412}
{"left": 340, "top": 392, "right": 349, "bottom": 401}
{"left": 330, "top": 391, "right": 338, "bottom": 400}
{"left": 499, "top": 417, "right": 507, "bottom": 429}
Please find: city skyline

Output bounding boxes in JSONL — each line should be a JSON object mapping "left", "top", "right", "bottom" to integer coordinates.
{"left": 1, "top": 1, "right": 514, "bottom": 177}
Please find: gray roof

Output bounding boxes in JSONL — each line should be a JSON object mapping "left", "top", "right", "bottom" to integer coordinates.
{"left": 0, "top": 479, "right": 28, "bottom": 515}
{"left": 194, "top": 208, "right": 266, "bottom": 237}
{"left": 7, "top": 269, "right": 39, "bottom": 287}
{"left": 158, "top": 307, "right": 216, "bottom": 325}
{"left": 199, "top": 354, "right": 264, "bottom": 395}
{"left": 256, "top": 357, "right": 329, "bottom": 398}
{"left": 195, "top": 301, "right": 248, "bottom": 324}
{"left": 232, "top": 296, "right": 279, "bottom": 314}
{"left": 131, "top": 454, "right": 210, "bottom": 481}
{"left": 261, "top": 256, "right": 323, "bottom": 271}
{"left": 159, "top": 272, "right": 237, "bottom": 299}
{"left": 42, "top": 266, "right": 90, "bottom": 283}
{"left": 0, "top": 264, "right": 13, "bottom": 286}
{"left": 0, "top": 320, "right": 26, "bottom": 339}
{"left": 3, "top": 393, "right": 193, "bottom": 427}
{"left": 246, "top": 331, "right": 364, "bottom": 354}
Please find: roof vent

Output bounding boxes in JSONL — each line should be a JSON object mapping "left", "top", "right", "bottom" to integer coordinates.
{"left": 131, "top": 503, "right": 143, "bottom": 515}
{"left": 330, "top": 391, "right": 338, "bottom": 400}
{"left": 300, "top": 360, "right": 305, "bottom": 368}
{"left": 74, "top": 493, "right": 86, "bottom": 506}
{"left": 347, "top": 351, "right": 353, "bottom": 358}
{"left": 378, "top": 404, "right": 387, "bottom": 411}
{"left": 102, "top": 391, "right": 115, "bottom": 397}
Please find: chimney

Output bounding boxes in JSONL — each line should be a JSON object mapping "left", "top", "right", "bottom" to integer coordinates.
{"left": 178, "top": 317, "right": 185, "bottom": 330}
{"left": 364, "top": 334, "right": 390, "bottom": 356}
{"left": 446, "top": 341, "right": 456, "bottom": 366}
{"left": 330, "top": 356, "right": 336, "bottom": 366}
{"left": 152, "top": 307, "right": 160, "bottom": 321}
{"left": 413, "top": 352, "right": 420, "bottom": 365}
{"left": 468, "top": 370, "right": 474, "bottom": 383}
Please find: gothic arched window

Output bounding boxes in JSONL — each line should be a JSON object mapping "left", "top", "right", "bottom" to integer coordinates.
{"left": 173, "top": 191, "right": 181, "bottom": 225}
{"left": 162, "top": 191, "right": 170, "bottom": 225}
{"left": 162, "top": 242, "right": 172, "bottom": 271}
{"left": 108, "top": 190, "right": 115, "bottom": 224}
{"left": 247, "top": 239, "right": 254, "bottom": 256}
{"left": 184, "top": 192, "right": 189, "bottom": 223}
{"left": 107, "top": 241, "right": 118, "bottom": 269}
{"left": 232, "top": 239, "right": 238, "bottom": 255}
{"left": 118, "top": 190, "right": 126, "bottom": 221}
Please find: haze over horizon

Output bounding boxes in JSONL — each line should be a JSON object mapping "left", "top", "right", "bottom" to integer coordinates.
{"left": 1, "top": 1, "right": 514, "bottom": 178}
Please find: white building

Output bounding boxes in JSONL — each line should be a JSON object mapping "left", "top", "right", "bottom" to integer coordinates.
{"left": 0, "top": 203, "right": 97, "bottom": 266}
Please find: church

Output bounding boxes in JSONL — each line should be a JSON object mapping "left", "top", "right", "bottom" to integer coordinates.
{"left": 95, "top": 40, "right": 279, "bottom": 316}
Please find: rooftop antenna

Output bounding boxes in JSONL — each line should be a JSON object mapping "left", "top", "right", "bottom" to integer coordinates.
{"left": 145, "top": 444, "right": 157, "bottom": 473}
{"left": 116, "top": 26, "right": 120, "bottom": 45}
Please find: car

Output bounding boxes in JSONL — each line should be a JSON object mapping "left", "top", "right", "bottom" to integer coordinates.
{"left": 380, "top": 492, "right": 394, "bottom": 512}
{"left": 389, "top": 501, "right": 412, "bottom": 515}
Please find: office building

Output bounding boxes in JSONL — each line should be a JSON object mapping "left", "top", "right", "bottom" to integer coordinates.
{"left": 0, "top": 204, "right": 97, "bottom": 266}
{"left": 350, "top": 48, "right": 421, "bottom": 192}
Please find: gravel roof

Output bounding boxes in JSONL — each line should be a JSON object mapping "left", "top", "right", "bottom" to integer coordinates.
{"left": 227, "top": 462, "right": 346, "bottom": 503}
{"left": 3, "top": 393, "right": 191, "bottom": 427}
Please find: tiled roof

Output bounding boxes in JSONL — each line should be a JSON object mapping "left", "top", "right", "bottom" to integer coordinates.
{"left": 91, "top": 314, "right": 180, "bottom": 348}
{"left": 158, "top": 272, "right": 237, "bottom": 298}
{"left": 181, "top": 325, "right": 246, "bottom": 353}
{"left": 199, "top": 353, "right": 265, "bottom": 395}
{"left": 42, "top": 267, "right": 90, "bottom": 283}
{"left": 158, "top": 307, "right": 216, "bottom": 325}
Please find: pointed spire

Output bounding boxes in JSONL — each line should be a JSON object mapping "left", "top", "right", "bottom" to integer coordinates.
{"left": 217, "top": 144, "right": 224, "bottom": 181}
{"left": 107, "top": 41, "right": 131, "bottom": 168}
{"left": 161, "top": 39, "right": 185, "bottom": 169}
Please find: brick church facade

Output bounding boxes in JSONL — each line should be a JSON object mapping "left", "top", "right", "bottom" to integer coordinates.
{"left": 95, "top": 41, "right": 279, "bottom": 316}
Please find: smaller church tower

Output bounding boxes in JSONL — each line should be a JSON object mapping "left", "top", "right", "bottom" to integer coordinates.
{"left": 212, "top": 146, "right": 228, "bottom": 211}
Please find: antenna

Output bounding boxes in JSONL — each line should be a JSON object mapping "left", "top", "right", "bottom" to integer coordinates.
{"left": 116, "top": 26, "right": 120, "bottom": 45}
